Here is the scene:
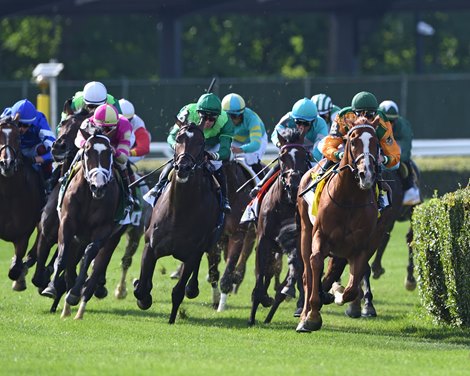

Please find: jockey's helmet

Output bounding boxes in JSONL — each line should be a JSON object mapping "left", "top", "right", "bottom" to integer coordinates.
{"left": 119, "top": 98, "right": 135, "bottom": 120}
{"left": 351, "top": 91, "right": 378, "bottom": 111}
{"left": 379, "top": 100, "right": 399, "bottom": 120}
{"left": 196, "top": 93, "right": 221, "bottom": 115}
{"left": 92, "top": 104, "right": 119, "bottom": 127}
{"left": 11, "top": 99, "right": 37, "bottom": 124}
{"left": 311, "top": 93, "right": 332, "bottom": 115}
{"left": 222, "top": 93, "right": 246, "bottom": 115}
{"left": 291, "top": 97, "right": 318, "bottom": 122}
{"left": 83, "top": 81, "right": 107, "bottom": 105}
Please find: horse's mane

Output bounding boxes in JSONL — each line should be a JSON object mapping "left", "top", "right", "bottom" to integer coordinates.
{"left": 278, "top": 127, "right": 302, "bottom": 144}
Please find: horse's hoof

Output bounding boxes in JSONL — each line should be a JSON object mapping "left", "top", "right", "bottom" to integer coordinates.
{"left": 405, "top": 277, "right": 417, "bottom": 291}
{"left": 372, "top": 266, "right": 385, "bottom": 279}
{"left": 8, "top": 265, "right": 22, "bottom": 281}
{"left": 170, "top": 269, "right": 181, "bottom": 280}
{"left": 361, "top": 304, "right": 377, "bottom": 318}
{"left": 321, "top": 291, "right": 335, "bottom": 305}
{"left": 12, "top": 279, "right": 27, "bottom": 291}
{"left": 345, "top": 303, "right": 362, "bottom": 318}
{"left": 185, "top": 286, "right": 199, "bottom": 299}
{"left": 137, "top": 295, "right": 152, "bottom": 310}
{"left": 296, "top": 319, "right": 322, "bottom": 332}
{"left": 260, "top": 295, "right": 274, "bottom": 308}
{"left": 133, "top": 278, "right": 139, "bottom": 288}
{"left": 293, "top": 307, "right": 303, "bottom": 317}
{"left": 115, "top": 286, "right": 128, "bottom": 299}
{"left": 281, "top": 284, "right": 296, "bottom": 299}
{"left": 66, "top": 292, "right": 81, "bottom": 306}
{"left": 94, "top": 285, "right": 108, "bottom": 299}
{"left": 41, "top": 285, "right": 57, "bottom": 299}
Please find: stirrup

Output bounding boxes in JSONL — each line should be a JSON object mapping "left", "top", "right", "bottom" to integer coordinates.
{"left": 249, "top": 186, "right": 260, "bottom": 199}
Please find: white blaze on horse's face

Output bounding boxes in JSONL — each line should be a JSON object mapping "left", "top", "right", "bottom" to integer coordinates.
{"left": 2, "top": 128, "right": 13, "bottom": 161}
{"left": 358, "top": 132, "right": 375, "bottom": 189}
{"left": 84, "top": 138, "right": 113, "bottom": 191}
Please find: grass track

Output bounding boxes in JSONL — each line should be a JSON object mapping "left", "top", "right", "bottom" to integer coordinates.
{"left": 0, "top": 221, "right": 469, "bottom": 376}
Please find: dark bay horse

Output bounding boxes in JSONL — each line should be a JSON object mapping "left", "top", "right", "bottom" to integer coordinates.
{"left": 249, "top": 129, "right": 310, "bottom": 326}
{"left": 42, "top": 130, "right": 123, "bottom": 319}
{"left": 296, "top": 119, "right": 385, "bottom": 332}
{"left": 206, "top": 157, "right": 258, "bottom": 311}
{"left": 0, "top": 116, "right": 44, "bottom": 290}
{"left": 133, "top": 122, "right": 220, "bottom": 324}
{"left": 31, "top": 109, "right": 90, "bottom": 293}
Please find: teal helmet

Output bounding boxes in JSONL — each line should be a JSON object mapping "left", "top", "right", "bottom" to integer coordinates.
{"left": 351, "top": 91, "right": 378, "bottom": 111}
{"left": 311, "top": 93, "right": 332, "bottom": 115}
{"left": 291, "top": 97, "right": 318, "bottom": 122}
{"left": 196, "top": 93, "right": 222, "bottom": 115}
{"left": 222, "top": 93, "right": 246, "bottom": 115}
{"left": 379, "top": 100, "right": 399, "bottom": 120}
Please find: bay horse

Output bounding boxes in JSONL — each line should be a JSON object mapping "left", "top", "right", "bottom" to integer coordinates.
{"left": 133, "top": 122, "right": 220, "bottom": 324}
{"left": 249, "top": 128, "right": 310, "bottom": 326}
{"left": 31, "top": 108, "right": 90, "bottom": 293}
{"left": 0, "top": 116, "right": 44, "bottom": 290}
{"left": 296, "top": 117, "right": 385, "bottom": 332}
{"left": 206, "top": 157, "right": 259, "bottom": 311}
{"left": 41, "top": 128, "right": 123, "bottom": 319}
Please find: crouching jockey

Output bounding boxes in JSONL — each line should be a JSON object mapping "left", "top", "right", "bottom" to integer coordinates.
{"left": 320, "top": 91, "right": 401, "bottom": 211}
{"left": 74, "top": 103, "right": 135, "bottom": 211}
{"left": 9, "top": 99, "right": 56, "bottom": 195}
{"left": 146, "top": 93, "right": 234, "bottom": 213}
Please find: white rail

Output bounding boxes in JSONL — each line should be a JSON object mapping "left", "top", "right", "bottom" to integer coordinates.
{"left": 149, "top": 139, "right": 470, "bottom": 159}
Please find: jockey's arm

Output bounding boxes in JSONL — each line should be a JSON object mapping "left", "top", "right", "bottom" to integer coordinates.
{"left": 216, "top": 120, "right": 234, "bottom": 161}
{"left": 167, "top": 124, "right": 179, "bottom": 150}
{"left": 130, "top": 127, "right": 151, "bottom": 157}
{"left": 239, "top": 123, "right": 263, "bottom": 153}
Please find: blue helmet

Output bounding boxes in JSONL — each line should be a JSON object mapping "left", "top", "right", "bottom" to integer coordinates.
{"left": 291, "top": 97, "right": 318, "bottom": 122}
{"left": 11, "top": 99, "right": 37, "bottom": 124}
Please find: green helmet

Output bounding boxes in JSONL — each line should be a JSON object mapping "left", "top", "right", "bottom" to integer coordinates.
{"left": 378, "top": 100, "right": 399, "bottom": 119}
{"left": 351, "top": 91, "right": 378, "bottom": 111}
{"left": 196, "top": 93, "right": 221, "bottom": 115}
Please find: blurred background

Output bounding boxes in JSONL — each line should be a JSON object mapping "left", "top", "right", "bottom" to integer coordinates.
{"left": 1, "top": 0, "right": 470, "bottom": 141}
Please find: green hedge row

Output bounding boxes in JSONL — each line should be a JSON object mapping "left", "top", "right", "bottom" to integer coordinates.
{"left": 412, "top": 186, "right": 470, "bottom": 327}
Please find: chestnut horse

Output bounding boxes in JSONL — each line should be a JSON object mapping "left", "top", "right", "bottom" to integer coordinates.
{"left": 41, "top": 129, "right": 123, "bottom": 319}
{"left": 249, "top": 128, "right": 310, "bottom": 326}
{"left": 0, "top": 116, "right": 44, "bottom": 290}
{"left": 296, "top": 119, "right": 384, "bottom": 332}
{"left": 133, "top": 122, "right": 220, "bottom": 324}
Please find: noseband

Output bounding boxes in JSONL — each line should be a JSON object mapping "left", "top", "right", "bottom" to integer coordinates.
{"left": 344, "top": 124, "right": 379, "bottom": 176}
{"left": 279, "top": 143, "right": 308, "bottom": 197}
{"left": 82, "top": 134, "right": 113, "bottom": 186}
{"left": 173, "top": 125, "right": 205, "bottom": 173}
{"left": 0, "top": 122, "right": 21, "bottom": 173}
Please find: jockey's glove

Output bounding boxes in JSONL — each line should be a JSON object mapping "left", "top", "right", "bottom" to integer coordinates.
{"left": 334, "top": 151, "right": 344, "bottom": 161}
{"left": 381, "top": 155, "right": 389, "bottom": 167}
{"left": 205, "top": 151, "right": 219, "bottom": 161}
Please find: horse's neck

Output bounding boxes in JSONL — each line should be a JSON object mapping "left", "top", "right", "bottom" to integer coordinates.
{"left": 169, "top": 170, "right": 210, "bottom": 208}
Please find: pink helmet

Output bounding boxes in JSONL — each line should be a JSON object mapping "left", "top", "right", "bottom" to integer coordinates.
{"left": 92, "top": 104, "right": 119, "bottom": 127}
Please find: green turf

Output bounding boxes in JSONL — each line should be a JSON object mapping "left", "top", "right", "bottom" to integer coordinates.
{"left": 0, "top": 221, "right": 469, "bottom": 376}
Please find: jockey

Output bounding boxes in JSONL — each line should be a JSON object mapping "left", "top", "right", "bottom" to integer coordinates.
{"left": 9, "top": 99, "right": 56, "bottom": 187}
{"left": 249, "top": 97, "right": 328, "bottom": 198}
{"left": 320, "top": 91, "right": 401, "bottom": 210}
{"left": 149, "top": 92, "right": 234, "bottom": 213}
{"left": 74, "top": 103, "right": 134, "bottom": 208}
{"left": 311, "top": 93, "right": 341, "bottom": 129}
{"left": 59, "top": 81, "right": 122, "bottom": 124}
{"left": 379, "top": 100, "right": 421, "bottom": 206}
{"left": 222, "top": 93, "right": 267, "bottom": 174}
{"left": 118, "top": 98, "right": 151, "bottom": 164}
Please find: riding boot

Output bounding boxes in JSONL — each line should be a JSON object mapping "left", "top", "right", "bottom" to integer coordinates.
{"left": 46, "top": 164, "right": 61, "bottom": 193}
{"left": 249, "top": 163, "right": 280, "bottom": 198}
{"left": 378, "top": 179, "right": 392, "bottom": 212}
{"left": 214, "top": 168, "right": 231, "bottom": 214}
{"left": 148, "top": 162, "right": 173, "bottom": 203}
{"left": 250, "top": 161, "right": 263, "bottom": 175}
{"left": 127, "top": 165, "right": 141, "bottom": 211}
{"left": 119, "top": 167, "right": 134, "bottom": 209}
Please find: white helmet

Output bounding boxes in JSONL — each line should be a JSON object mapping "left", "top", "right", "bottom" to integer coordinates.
{"left": 119, "top": 98, "right": 135, "bottom": 119}
{"left": 311, "top": 93, "right": 332, "bottom": 115}
{"left": 83, "top": 81, "right": 107, "bottom": 105}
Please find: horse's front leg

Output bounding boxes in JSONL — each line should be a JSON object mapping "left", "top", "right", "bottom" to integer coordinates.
{"left": 337, "top": 253, "right": 370, "bottom": 305}
{"left": 360, "top": 264, "right": 377, "bottom": 317}
{"left": 206, "top": 242, "right": 222, "bottom": 310}
{"left": 115, "top": 224, "right": 139, "bottom": 299}
{"left": 405, "top": 226, "right": 417, "bottom": 291}
{"left": 186, "top": 254, "right": 201, "bottom": 299}
{"left": 169, "top": 254, "right": 203, "bottom": 324}
{"left": 233, "top": 224, "right": 256, "bottom": 291}
{"left": 218, "top": 232, "right": 244, "bottom": 310}
{"left": 134, "top": 241, "right": 158, "bottom": 311}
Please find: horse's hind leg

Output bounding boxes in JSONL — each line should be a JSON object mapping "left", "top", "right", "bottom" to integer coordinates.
{"left": 371, "top": 230, "right": 391, "bottom": 279}
{"left": 360, "top": 264, "right": 377, "bottom": 317}
{"left": 233, "top": 226, "right": 256, "bottom": 292}
{"left": 405, "top": 226, "right": 417, "bottom": 291}
{"left": 186, "top": 257, "right": 201, "bottom": 299}
{"left": 9, "top": 238, "right": 29, "bottom": 290}
{"left": 207, "top": 243, "right": 221, "bottom": 309}
{"left": 134, "top": 242, "right": 158, "bottom": 310}
{"left": 115, "top": 226, "right": 142, "bottom": 299}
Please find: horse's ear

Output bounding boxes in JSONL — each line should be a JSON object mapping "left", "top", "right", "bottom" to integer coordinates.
{"left": 371, "top": 116, "right": 380, "bottom": 129}
{"left": 63, "top": 98, "right": 74, "bottom": 115}
{"left": 277, "top": 130, "right": 287, "bottom": 146}
{"left": 12, "top": 113, "right": 20, "bottom": 125}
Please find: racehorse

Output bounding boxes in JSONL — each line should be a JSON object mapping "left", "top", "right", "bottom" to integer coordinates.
{"left": 0, "top": 116, "right": 44, "bottom": 290}
{"left": 31, "top": 108, "right": 90, "bottom": 293}
{"left": 249, "top": 128, "right": 310, "bottom": 326}
{"left": 206, "top": 157, "right": 258, "bottom": 311}
{"left": 133, "top": 122, "right": 220, "bottom": 324}
{"left": 296, "top": 117, "right": 386, "bottom": 332}
{"left": 41, "top": 128, "right": 123, "bottom": 319}
{"left": 371, "top": 161, "right": 421, "bottom": 290}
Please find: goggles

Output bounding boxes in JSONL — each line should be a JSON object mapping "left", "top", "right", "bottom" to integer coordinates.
{"left": 18, "top": 122, "right": 30, "bottom": 129}
{"left": 294, "top": 118, "right": 315, "bottom": 127}
{"left": 198, "top": 111, "right": 218, "bottom": 122}
{"left": 353, "top": 110, "right": 376, "bottom": 119}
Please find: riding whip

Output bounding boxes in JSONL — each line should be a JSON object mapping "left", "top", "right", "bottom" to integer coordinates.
{"left": 129, "top": 159, "right": 172, "bottom": 188}
{"left": 236, "top": 157, "right": 279, "bottom": 193}
{"left": 206, "top": 77, "right": 217, "bottom": 93}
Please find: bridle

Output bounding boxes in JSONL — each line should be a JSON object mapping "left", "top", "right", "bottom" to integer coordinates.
{"left": 279, "top": 143, "right": 309, "bottom": 201}
{"left": 0, "top": 120, "right": 21, "bottom": 174}
{"left": 82, "top": 134, "right": 113, "bottom": 187}
{"left": 173, "top": 124, "right": 206, "bottom": 174}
